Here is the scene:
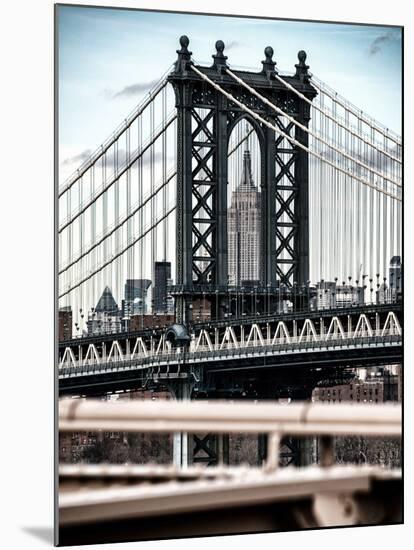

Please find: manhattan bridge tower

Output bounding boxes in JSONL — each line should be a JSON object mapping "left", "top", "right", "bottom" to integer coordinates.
{"left": 168, "top": 36, "right": 316, "bottom": 324}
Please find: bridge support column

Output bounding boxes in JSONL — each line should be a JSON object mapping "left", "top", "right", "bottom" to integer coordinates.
{"left": 167, "top": 381, "right": 194, "bottom": 468}
{"left": 295, "top": 436, "right": 315, "bottom": 467}
{"left": 258, "top": 433, "right": 267, "bottom": 465}
{"left": 291, "top": 388, "right": 316, "bottom": 467}
{"left": 216, "top": 433, "right": 230, "bottom": 466}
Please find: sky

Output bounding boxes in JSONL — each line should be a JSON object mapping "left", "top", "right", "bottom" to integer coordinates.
{"left": 57, "top": 5, "right": 402, "bottom": 182}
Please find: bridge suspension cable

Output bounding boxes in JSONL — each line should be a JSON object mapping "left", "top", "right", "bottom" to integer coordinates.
{"left": 272, "top": 72, "right": 401, "bottom": 163}
{"left": 221, "top": 62, "right": 401, "bottom": 161}
{"left": 310, "top": 75, "right": 402, "bottom": 147}
{"left": 59, "top": 170, "right": 177, "bottom": 275}
{"left": 59, "top": 204, "right": 176, "bottom": 299}
{"left": 59, "top": 111, "right": 177, "bottom": 233}
{"left": 59, "top": 122, "right": 254, "bottom": 277}
{"left": 190, "top": 65, "right": 400, "bottom": 202}
{"left": 58, "top": 69, "right": 172, "bottom": 198}
{"left": 225, "top": 68, "right": 401, "bottom": 189}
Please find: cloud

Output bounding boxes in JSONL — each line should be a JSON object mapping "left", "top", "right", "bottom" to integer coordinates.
{"left": 111, "top": 80, "right": 159, "bottom": 99}
{"left": 62, "top": 147, "right": 169, "bottom": 172}
{"left": 369, "top": 31, "right": 399, "bottom": 56}
{"left": 62, "top": 149, "right": 92, "bottom": 166}
{"left": 225, "top": 40, "right": 239, "bottom": 52}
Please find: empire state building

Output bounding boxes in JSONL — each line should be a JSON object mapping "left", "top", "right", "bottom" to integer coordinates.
{"left": 228, "top": 148, "right": 262, "bottom": 286}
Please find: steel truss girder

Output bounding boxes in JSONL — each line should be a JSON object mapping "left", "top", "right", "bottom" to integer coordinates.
{"left": 275, "top": 117, "right": 300, "bottom": 286}
{"left": 58, "top": 306, "right": 402, "bottom": 359}
{"left": 190, "top": 107, "right": 218, "bottom": 284}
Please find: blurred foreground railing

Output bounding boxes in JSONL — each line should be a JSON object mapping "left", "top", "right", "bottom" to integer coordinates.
{"left": 58, "top": 400, "right": 402, "bottom": 541}
{"left": 60, "top": 400, "right": 401, "bottom": 471}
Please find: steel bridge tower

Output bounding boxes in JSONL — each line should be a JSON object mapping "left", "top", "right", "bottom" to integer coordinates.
{"left": 168, "top": 36, "right": 317, "bottom": 324}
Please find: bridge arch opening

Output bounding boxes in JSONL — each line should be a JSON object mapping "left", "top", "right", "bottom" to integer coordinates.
{"left": 227, "top": 118, "right": 264, "bottom": 317}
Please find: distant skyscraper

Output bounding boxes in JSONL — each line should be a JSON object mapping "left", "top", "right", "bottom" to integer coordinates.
{"left": 336, "top": 285, "right": 364, "bottom": 307}
{"left": 58, "top": 306, "right": 72, "bottom": 341}
{"left": 389, "top": 256, "right": 402, "bottom": 292}
{"left": 166, "top": 277, "right": 175, "bottom": 314}
{"left": 124, "top": 279, "right": 152, "bottom": 316}
{"left": 314, "top": 281, "right": 364, "bottom": 310}
{"left": 228, "top": 148, "right": 262, "bottom": 286}
{"left": 95, "top": 286, "right": 119, "bottom": 314}
{"left": 377, "top": 256, "right": 402, "bottom": 304}
{"left": 315, "top": 281, "right": 337, "bottom": 310}
{"left": 153, "top": 262, "right": 171, "bottom": 313}
{"left": 88, "top": 286, "right": 122, "bottom": 334}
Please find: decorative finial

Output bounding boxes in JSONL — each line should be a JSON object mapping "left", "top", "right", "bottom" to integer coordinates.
{"left": 178, "top": 35, "right": 190, "bottom": 54}
{"left": 262, "top": 46, "right": 277, "bottom": 77}
{"left": 217, "top": 40, "right": 226, "bottom": 54}
{"left": 174, "top": 35, "right": 192, "bottom": 74}
{"left": 298, "top": 50, "right": 307, "bottom": 63}
{"left": 295, "top": 50, "right": 310, "bottom": 82}
{"left": 212, "top": 40, "right": 228, "bottom": 71}
{"left": 265, "top": 46, "right": 274, "bottom": 61}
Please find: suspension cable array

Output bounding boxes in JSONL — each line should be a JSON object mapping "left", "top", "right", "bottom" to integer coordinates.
{"left": 225, "top": 68, "right": 401, "bottom": 189}
{"left": 189, "top": 59, "right": 401, "bottom": 291}
{"left": 58, "top": 75, "right": 260, "bottom": 333}
{"left": 58, "top": 67, "right": 173, "bottom": 198}
{"left": 191, "top": 64, "right": 400, "bottom": 201}
{"left": 263, "top": 68, "right": 401, "bottom": 161}
{"left": 58, "top": 45, "right": 402, "bottom": 335}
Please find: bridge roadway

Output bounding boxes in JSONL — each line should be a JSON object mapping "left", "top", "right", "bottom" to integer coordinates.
{"left": 59, "top": 332, "right": 401, "bottom": 396}
{"left": 59, "top": 302, "right": 401, "bottom": 349}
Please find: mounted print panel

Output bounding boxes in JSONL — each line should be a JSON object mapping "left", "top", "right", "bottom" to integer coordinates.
{"left": 56, "top": 4, "right": 403, "bottom": 546}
